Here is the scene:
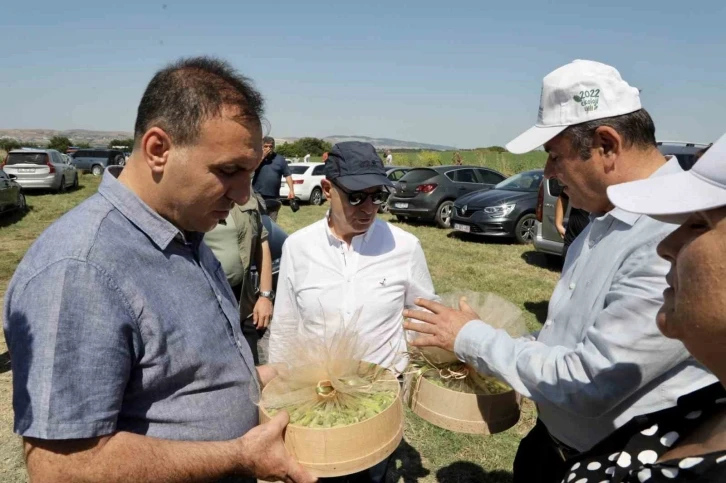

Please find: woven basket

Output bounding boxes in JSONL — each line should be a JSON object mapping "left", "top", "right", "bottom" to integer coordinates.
{"left": 259, "top": 371, "right": 404, "bottom": 478}
{"left": 405, "top": 373, "right": 520, "bottom": 434}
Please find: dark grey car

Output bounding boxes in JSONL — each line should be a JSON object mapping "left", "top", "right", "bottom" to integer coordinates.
{"left": 379, "top": 166, "right": 411, "bottom": 213}
{"left": 0, "top": 170, "right": 26, "bottom": 214}
{"left": 387, "top": 165, "right": 506, "bottom": 228}
{"left": 71, "top": 149, "right": 126, "bottom": 176}
{"left": 451, "top": 170, "right": 543, "bottom": 243}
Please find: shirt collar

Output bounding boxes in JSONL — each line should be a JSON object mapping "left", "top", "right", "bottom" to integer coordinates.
{"left": 602, "top": 156, "right": 682, "bottom": 227}
{"left": 324, "top": 210, "right": 377, "bottom": 246}
{"left": 97, "top": 169, "right": 189, "bottom": 250}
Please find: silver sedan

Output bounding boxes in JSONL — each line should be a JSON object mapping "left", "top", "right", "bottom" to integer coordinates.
{"left": 2, "top": 149, "right": 78, "bottom": 192}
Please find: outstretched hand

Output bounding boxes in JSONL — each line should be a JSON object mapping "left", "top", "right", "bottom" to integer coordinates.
{"left": 403, "top": 297, "right": 481, "bottom": 352}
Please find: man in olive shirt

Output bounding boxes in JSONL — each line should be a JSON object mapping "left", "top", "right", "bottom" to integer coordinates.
{"left": 205, "top": 190, "right": 274, "bottom": 364}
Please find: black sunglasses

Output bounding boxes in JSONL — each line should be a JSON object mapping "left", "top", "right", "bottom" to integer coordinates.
{"left": 332, "top": 181, "right": 390, "bottom": 206}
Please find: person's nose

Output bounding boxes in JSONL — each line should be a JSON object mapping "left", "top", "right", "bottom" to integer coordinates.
{"left": 543, "top": 156, "right": 557, "bottom": 179}
{"left": 227, "top": 175, "right": 251, "bottom": 206}
{"left": 657, "top": 224, "right": 686, "bottom": 264}
{"left": 359, "top": 196, "right": 377, "bottom": 214}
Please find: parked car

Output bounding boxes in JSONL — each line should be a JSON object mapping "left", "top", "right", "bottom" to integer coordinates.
{"left": 379, "top": 166, "right": 411, "bottom": 213}
{"left": 532, "top": 177, "right": 568, "bottom": 259}
{"left": 533, "top": 140, "right": 709, "bottom": 259}
{"left": 657, "top": 141, "right": 711, "bottom": 170}
{"left": 71, "top": 149, "right": 126, "bottom": 176}
{"left": 451, "top": 169, "right": 544, "bottom": 243}
{"left": 279, "top": 162, "right": 326, "bottom": 205}
{"left": 387, "top": 165, "right": 506, "bottom": 228}
{"left": 0, "top": 170, "right": 26, "bottom": 213}
{"left": 2, "top": 149, "right": 78, "bottom": 192}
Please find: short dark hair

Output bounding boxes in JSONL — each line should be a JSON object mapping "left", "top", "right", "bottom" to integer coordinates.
{"left": 262, "top": 136, "right": 275, "bottom": 148}
{"left": 563, "top": 109, "right": 657, "bottom": 160}
{"left": 134, "top": 56, "right": 264, "bottom": 146}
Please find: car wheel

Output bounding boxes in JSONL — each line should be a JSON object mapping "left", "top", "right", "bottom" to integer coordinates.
{"left": 17, "top": 192, "right": 27, "bottom": 212}
{"left": 58, "top": 176, "right": 66, "bottom": 193}
{"left": 435, "top": 200, "right": 454, "bottom": 228}
{"left": 515, "top": 214, "right": 537, "bottom": 244}
{"left": 91, "top": 165, "right": 103, "bottom": 176}
{"left": 118, "top": 157, "right": 126, "bottom": 167}
{"left": 395, "top": 215, "right": 408, "bottom": 222}
{"left": 310, "top": 187, "right": 323, "bottom": 205}
{"left": 72, "top": 173, "right": 79, "bottom": 190}
{"left": 378, "top": 202, "right": 390, "bottom": 214}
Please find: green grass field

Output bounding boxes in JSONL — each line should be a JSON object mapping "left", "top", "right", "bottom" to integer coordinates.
{"left": 0, "top": 171, "right": 559, "bottom": 482}
{"left": 287, "top": 149, "right": 547, "bottom": 178}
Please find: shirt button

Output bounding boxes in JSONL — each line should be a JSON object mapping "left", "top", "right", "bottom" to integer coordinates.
{"left": 544, "top": 320, "right": 553, "bottom": 327}
{"left": 569, "top": 283, "right": 576, "bottom": 290}
{"left": 216, "top": 294, "right": 222, "bottom": 302}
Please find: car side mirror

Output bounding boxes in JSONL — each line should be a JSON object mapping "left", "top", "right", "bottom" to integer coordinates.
{"left": 8, "top": 173, "right": 17, "bottom": 180}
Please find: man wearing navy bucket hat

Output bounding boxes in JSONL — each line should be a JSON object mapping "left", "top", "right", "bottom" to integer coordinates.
{"left": 269, "top": 141, "right": 437, "bottom": 482}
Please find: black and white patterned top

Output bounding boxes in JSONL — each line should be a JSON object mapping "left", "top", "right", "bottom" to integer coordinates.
{"left": 562, "top": 383, "right": 726, "bottom": 483}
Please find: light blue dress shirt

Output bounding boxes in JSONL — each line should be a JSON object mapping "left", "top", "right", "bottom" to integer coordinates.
{"left": 454, "top": 158, "right": 717, "bottom": 451}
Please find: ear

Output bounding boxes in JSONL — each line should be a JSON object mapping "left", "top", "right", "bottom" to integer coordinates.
{"left": 322, "top": 179, "right": 334, "bottom": 199}
{"left": 140, "top": 127, "right": 173, "bottom": 175}
{"left": 593, "top": 126, "right": 622, "bottom": 162}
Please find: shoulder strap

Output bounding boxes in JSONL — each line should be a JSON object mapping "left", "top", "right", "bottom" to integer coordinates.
{"left": 230, "top": 205, "right": 247, "bottom": 247}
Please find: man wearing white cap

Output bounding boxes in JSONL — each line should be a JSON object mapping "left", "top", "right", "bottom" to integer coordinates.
{"left": 557, "top": 133, "right": 726, "bottom": 482}
{"left": 403, "top": 60, "right": 716, "bottom": 482}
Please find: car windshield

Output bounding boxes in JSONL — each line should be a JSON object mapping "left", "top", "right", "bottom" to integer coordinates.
{"left": 6, "top": 152, "right": 49, "bottom": 165}
{"left": 289, "top": 166, "right": 309, "bottom": 175}
{"left": 495, "top": 171, "right": 543, "bottom": 192}
{"left": 399, "top": 168, "right": 437, "bottom": 183}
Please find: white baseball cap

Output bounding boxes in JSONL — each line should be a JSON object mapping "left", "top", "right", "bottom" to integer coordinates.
{"left": 607, "top": 132, "right": 726, "bottom": 224}
{"left": 506, "top": 60, "right": 642, "bottom": 154}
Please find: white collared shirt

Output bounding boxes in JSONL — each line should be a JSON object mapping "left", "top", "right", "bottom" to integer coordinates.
{"left": 453, "top": 157, "right": 717, "bottom": 451}
{"left": 269, "top": 217, "right": 436, "bottom": 373}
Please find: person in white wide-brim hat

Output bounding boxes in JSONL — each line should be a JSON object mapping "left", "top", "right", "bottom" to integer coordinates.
{"left": 403, "top": 59, "right": 717, "bottom": 483}
{"left": 559, "top": 133, "right": 726, "bottom": 482}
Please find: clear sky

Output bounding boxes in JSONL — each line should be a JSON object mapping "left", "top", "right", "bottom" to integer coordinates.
{"left": 2, "top": 0, "right": 724, "bottom": 148}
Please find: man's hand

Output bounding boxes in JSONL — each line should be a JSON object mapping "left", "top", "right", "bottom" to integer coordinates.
{"left": 256, "top": 364, "right": 278, "bottom": 388}
{"left": 288, "top": 192, "right": 295, "bottom": 199}
{"left": 254, "top": 297, "right": 273, "bottom": 329}
{"left": 237, "top": 412, "right": 316, "bottom": 483}
{"left": 403, "top": 297, "right": 480, "bottom": 352}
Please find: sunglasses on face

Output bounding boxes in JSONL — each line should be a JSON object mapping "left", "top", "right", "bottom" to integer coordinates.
{"left": 333, "top": 181, "right": 390, "bottom": 206}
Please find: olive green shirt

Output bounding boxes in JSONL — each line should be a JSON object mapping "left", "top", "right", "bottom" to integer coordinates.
{"left": 204, "top": 193, "right": 268, "bottom": 321}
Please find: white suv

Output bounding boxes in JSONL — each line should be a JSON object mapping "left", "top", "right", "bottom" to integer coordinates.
{"left": 280, "top": 162, "right": 326, "bottom": 205}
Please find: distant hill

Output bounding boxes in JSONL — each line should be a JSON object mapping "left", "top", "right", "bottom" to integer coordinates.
{"left": 0, "top": 129, "right": 455, "bottom": 151}
{"left": 0, "top": 129, "right": 133, "bottom": 147}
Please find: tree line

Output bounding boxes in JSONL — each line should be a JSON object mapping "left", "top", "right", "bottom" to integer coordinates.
{"left": 0, "top": 136, "right": 135, "bottom": 154}
{"left": 275, "top": 137, "right": 332, "bottom": 158}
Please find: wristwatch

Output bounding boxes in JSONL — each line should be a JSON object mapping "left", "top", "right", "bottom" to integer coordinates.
{"left": 259, "top": 290, "right": 275, "bottom": 301}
